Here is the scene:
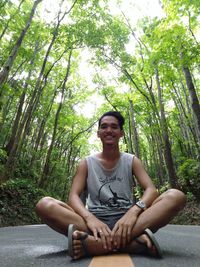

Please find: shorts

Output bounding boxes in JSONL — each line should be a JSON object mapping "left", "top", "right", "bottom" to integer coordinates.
{"left": 94, "top": 212, "right": 126, "bottom": 230}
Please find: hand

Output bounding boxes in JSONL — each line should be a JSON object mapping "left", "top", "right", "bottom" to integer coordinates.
{"left": 111, "top": 210, "right": 138, "bottom": 249}
{"left": 85, "top": 214, "right": 112, "bottom": 250}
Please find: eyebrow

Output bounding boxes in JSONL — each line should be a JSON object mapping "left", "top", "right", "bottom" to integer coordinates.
{"left": 100, "top": 122, "right": 119, "bottom": 127}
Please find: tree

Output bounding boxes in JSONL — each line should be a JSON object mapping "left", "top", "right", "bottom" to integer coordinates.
{"left": 0, "top": 0, "right": 42, "bottom": 87}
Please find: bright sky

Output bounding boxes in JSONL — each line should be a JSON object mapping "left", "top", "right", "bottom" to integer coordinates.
{"left": 40, "top": 0, "right": 164, "bottom": 23}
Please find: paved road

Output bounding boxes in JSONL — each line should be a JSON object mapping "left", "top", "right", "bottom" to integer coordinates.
{"left": 0, "top": 224, "right": 199, "bottom": 267}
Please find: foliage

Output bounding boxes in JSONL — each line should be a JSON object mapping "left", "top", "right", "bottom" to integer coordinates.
{"left": 0, "top": 148, "right": 7, "bottom": 163}
{"left": 177, "top": 159, "right": 200, "bottom": 201}
{"left": 171, "top": 200, "right": 200, "bottom": 225}
{"left": 0, "top": 178, "right": 49, "bottom": 227}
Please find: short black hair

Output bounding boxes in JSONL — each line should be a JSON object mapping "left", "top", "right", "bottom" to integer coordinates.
{"left": 98, "top": 111, "right": 125, "bottom": 130}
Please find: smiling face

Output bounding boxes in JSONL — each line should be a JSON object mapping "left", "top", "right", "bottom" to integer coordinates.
{"left": 97, "top": 116, "right": 124, "bottom": 145}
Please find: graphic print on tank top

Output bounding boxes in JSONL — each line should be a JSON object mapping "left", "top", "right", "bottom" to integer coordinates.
{"left": 98, "top": 175, "right": 132, "bottom": 208}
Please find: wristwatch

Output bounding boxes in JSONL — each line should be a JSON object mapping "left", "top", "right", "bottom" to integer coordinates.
{"left": 135, "top": 200, "right": 146, "bottom": 211}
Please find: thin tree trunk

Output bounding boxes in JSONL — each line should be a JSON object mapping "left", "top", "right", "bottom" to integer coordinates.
{"left": 129, "top": 99, "right": 140, "bottom": 157}
{"left": 18, "top": 1, "right": 77, "bottom": 156}
{"left": 5, "top": 42, "right": 39, "bottom": 155}
{"left": 38, "top": 50, "right": 73, "bottom": 188}
{"left": 171, "top": 83, "right": 199, "bottom": 157}
{"left": 182, "top": 65, "right": 200, "bottom": 133}
{"left": 148, "top": 124, "right": 165, "bottom": 186}
{"left": 155, "top": 68, "right": 179, "bottom": 188}
{"left": 127, "top": 112, "right": 134, "bottom": 154}
{"left": 29, "top": 87, "right": 58, "bottom": 169}
{"left": 0, "top": 42, "right": 41, "bottom": 182}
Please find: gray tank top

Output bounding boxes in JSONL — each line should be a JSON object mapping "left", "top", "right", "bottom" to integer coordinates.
{"left": 85, "top": 152, "right": 136, "bottom": 216}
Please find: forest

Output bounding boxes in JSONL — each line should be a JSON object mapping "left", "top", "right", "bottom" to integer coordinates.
{"left": 0, "top": 0, "right": 199, "bottom": 226}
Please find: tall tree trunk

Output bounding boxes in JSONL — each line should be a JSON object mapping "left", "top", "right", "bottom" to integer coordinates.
{"left": 182, "top": 65, "right": 200, "bottom": 134}
{"left": 129, "top": 99, "right": 140, "bottom": 157}
{"left": 29, "top": 88, "right": 58, "bottom": 169}
{"left": 5, "top": 42, "right": 39, "bottom": 155}
{"left": 148, "top": 123, "right": 165, "bottom": 186}
{"left": 38, "top": 50, "right": 73, "bottom": 188}
{"left": 155, "top": 68, "right": 179, "bottom": 188}
{"left": 127, "top": 112, "right": 134, "bottom": 154}
{"left": 0, "top": 43, "right": 40, "bottom": 182}
{"left": 17, "top": 1, "right": 77, "bottom": 156}
{"left": 171, "top": 84, "right": 199, "bottom": 157}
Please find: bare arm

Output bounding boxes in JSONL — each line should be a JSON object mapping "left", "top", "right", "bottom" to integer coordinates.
{"left": 68, "top": 159, "right": 91, "bottom": 220}
{"left": 131, "top": 156, "right": 158, "bottom": 213}
{"left": 111, "top": 156, "right": 158, "bottom": 248}
{"left": 68, "top": 159, "right": 112, "bottom": 249}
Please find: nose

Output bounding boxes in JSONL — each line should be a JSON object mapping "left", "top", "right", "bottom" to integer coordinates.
{"left": 105, "top": 126, "right": 113, "bottom": 133}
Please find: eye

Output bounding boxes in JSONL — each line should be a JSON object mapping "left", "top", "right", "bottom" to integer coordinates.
{"left": 111, "top": 124, "right": 119, "bottom": 129}
{"left": 100, "top": 124, "right": 107, "bottom": 129}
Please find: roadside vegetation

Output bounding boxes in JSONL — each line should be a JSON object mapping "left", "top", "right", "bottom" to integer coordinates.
{"left": 0, "top": 0, "right": 199, "bottom": 227}
{"left": 0, "top": 178, "right": 199, "bottom": 227}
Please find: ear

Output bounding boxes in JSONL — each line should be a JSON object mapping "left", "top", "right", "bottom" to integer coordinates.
{"left": 120, "top": 130, "right": 124, "bottom": 137}
{"left": 97, "top": 130, "right": 100, "bottom": 138}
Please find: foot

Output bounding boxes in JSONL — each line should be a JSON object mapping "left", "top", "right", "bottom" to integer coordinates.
{"left": 135, "top": 234, "right": 158, "bottom": 256}
{"left": 72, "top": 230, "right": 89, "bottom": 259}
{"left": 124, "top": 231, "right": 161, "bottom": 258}
{"left": 71, "top": 230, "right": 109, "bottom": 260}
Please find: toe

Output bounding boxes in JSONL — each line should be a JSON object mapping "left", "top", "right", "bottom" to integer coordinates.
{"left": 71, "top": 230, "right": 89, "bottom": 259}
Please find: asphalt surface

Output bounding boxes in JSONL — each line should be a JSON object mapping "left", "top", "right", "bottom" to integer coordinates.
{"left": 0, "top": 224, "right": 200, "bottom": 267}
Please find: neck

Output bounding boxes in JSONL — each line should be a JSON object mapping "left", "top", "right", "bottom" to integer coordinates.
{"left": 101, "top": 144, "right": 121, "bottom": 160}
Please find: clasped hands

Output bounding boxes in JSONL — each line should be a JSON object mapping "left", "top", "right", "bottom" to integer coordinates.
{"left": 86, "top": 211, "right": 138, "bottom": 251}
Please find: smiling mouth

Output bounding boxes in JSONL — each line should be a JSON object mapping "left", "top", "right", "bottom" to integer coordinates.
{"left": 105, "top": 135, "right": 115, "bottom": 139}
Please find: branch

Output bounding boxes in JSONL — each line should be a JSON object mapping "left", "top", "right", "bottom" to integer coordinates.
{"left": 62, "top": 120, "right": 98, "bottom": 154}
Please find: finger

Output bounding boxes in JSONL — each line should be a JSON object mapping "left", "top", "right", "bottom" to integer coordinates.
{"left": 111, "top": 224, "right": 118, "bottom": 242}
{"left": 127, "top": 226, "right": 132, "bottom": 244}
{"left": 105, "top": 226, "right": 112, "bottom": 234}
{"left": 116, "top": 227, "right": 122, "bottom": 249}
{"left": 122, "top": 226, "right": 128, "bottom": 248}
{"left": 99, "top": 230, "right": 107, "bottom": 249}
{"left": 93, "top": 228, "right": 98, "bottom": 241}
{"left": 104, "top": 229, "right": 112, "bottom": 250}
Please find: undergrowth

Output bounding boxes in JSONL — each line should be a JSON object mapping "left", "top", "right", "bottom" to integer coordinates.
{"left": 0, "top": 179, "right": 199, "bottom": 227}
{"left": 0, "top": 179, "right": 48, "bottom": 227}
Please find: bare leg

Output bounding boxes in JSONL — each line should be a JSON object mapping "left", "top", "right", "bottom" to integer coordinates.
{"left": 35, "top": 197, "right": 88, "bottom": 235}
{"left": 35, "top": 197, "right": 112, "bottom": 259}
{"left": 36, "top": 189, "right": 186, "bottom": 258}
{"left": 130, "top": 189, "right": 186, "bottom": 238}
{"left": 67, "top": 189, "right": 186, "bottom": 259}
{"left": 35, "top": 197, "right": 154, "bottom": 259}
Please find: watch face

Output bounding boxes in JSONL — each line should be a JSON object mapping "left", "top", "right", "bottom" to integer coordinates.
{"left": 137, "top": 201, "right": 146, "bottom": 209}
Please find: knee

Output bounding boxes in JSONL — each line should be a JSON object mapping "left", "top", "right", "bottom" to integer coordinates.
{"left": 35, "top": 196, "right": 55, "bottom": 216}
{"left": 165, "top": 189, "right": 187, "bottom": 210}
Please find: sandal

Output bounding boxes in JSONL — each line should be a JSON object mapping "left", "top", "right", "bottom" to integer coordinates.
{"left": 68, "top": 224, "right": 89, "bottom": 259}
{"left": 135, "top": 228, "right": 162, "bottom": 258}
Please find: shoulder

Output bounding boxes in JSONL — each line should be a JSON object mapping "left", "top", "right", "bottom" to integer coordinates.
{"left": 76, "top": 158, "right": 88, "bottom": 172}
{"left": 131, "top": 156, "right": 142, "bottom": 167}
{"left": 121, "top": 152, "right": 135, "bottom": 161}
{"left": 85, "top": 153, "right": 100, "bottom": 163}
{"left": 81, "top": 153, "right": 100, "bottom": 168}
